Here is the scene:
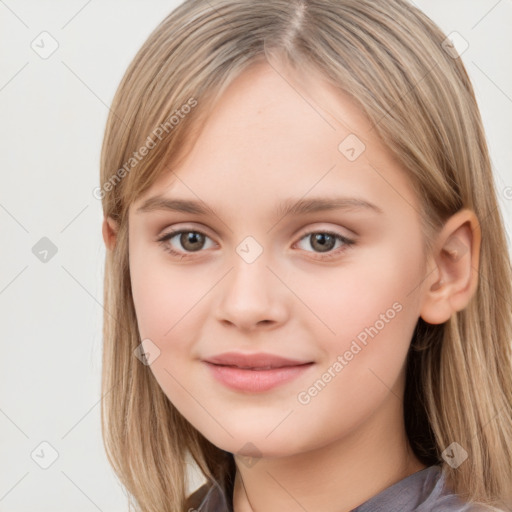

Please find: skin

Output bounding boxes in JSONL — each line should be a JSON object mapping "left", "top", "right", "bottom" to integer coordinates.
{"left": 103, "top": 60, "right": 481, "bottom": 512}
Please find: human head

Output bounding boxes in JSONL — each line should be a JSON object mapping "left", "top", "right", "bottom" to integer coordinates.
{"left": 99, "top": 1, "right": 512, "bottom": 510}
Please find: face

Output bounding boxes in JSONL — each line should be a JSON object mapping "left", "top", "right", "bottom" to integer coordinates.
{"left": 127, "top": 61, "right": 429, "bottom": 458}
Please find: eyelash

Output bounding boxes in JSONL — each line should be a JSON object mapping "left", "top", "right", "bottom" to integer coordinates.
{"left": 156, "top": 228, "right": 355, "bottom": 261}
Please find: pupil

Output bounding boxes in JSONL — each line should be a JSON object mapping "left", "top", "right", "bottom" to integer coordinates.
{"left": 312, "top": 233, "right": 334, "bottom": 252}
{"left": 182, "top": 232, "right": 204, "bottom": 251}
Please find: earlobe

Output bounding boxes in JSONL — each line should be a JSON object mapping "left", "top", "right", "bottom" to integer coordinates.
{"left": 102, "top": 216, "right": 119, "bottom": 251}
{"left": 419, "top": 209, "right": 481, "bottom": 325}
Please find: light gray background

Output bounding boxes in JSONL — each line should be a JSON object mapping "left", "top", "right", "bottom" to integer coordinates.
{"left": 1, "top": 1, "right": 511, "bottom": 510}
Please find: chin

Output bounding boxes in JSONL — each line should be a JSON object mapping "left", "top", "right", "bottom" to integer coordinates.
{"left": 198, "top": 426, "right": 308, "bottom": 460}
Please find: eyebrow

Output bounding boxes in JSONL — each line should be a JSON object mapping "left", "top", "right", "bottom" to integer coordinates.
{"left": 136, "top": 194, "right": 383, "bottom": 218}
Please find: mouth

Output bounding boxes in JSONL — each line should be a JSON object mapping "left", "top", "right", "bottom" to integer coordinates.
{"left": 203, "top": 352, "right": 313, "bottom": 369}
{"left": 211, "top": 363, "right": 312, "bottom": 370}
{"left": 202, "top": 355, "right": 315, "bottom": 392}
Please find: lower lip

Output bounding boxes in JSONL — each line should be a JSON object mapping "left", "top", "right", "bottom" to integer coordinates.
{"left": 204, "top": 362, "right": 314, "bottom": 392}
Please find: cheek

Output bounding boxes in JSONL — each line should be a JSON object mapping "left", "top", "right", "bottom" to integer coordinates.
{"left": 129, "top": 239, "right": 207, "bottom": 342}
{"left": 130, "top": 266, "right": 180, "bottom": 341}
{"left": 293, "top": 239, "right": 423, "bottom": 351}
{"left": 129, "top": 249, "right": 207, "bottom": 404}
{"left": 292, "top": 239, "right": 424, "bottom": 415}
{"left": 291, "top": 259, "right": 421, "bottom": 449}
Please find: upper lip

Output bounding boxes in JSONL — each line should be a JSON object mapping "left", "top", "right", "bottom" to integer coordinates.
{"left": 203, "top": 352, "right": 313, "bottom": 369}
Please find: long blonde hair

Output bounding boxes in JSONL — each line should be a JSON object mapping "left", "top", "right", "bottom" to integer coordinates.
{"left": 99, "top": 1, "right": 512, "bottom": 510}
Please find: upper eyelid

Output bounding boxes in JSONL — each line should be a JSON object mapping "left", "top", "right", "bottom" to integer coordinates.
{"left": 158, "top": 222, "right": 354, "bottom": 237}
{"left": 157, "top": 225, "right": 217, "bottom": 245}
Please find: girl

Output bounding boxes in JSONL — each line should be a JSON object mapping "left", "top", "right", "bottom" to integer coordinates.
{"left": 98, "top": 1, "right": 512, "bottom": 511}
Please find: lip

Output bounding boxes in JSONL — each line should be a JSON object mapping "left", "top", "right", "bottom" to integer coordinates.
{"left": 204, "top": 352, "right": 312, "bottom": 369}
{"left": 202, "top": 352, "right": 314, "bottom": 392}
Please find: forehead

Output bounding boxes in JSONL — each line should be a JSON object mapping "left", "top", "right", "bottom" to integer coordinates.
{"left": 131, "top": 61, "right": 418, "bottom": 221}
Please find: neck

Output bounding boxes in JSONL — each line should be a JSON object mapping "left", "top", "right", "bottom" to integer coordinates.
{"left": 232, "top": 390, "right": 427, "bottom": 512}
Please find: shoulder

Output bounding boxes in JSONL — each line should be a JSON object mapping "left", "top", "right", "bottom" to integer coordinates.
{"left": 351, "top": 465, "right": 504, "bottom": 512}
{"left": 421, "top": 497, "right": 502, "bottom": 512}
{"left": 184, "top": 482, "right": 211, "bottom": 512}
{"left": 418, "top": 467, "right": 505, "bottom": 512}
{"left": 184, "top": 481, "right": 231, "bottom": 512}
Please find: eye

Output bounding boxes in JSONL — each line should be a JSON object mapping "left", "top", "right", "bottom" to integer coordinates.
{"left": 294, "top": 231, "right": 355, "bottom": 260}
{"left": 157, "top": 228, "right": 355, "bottom": 261}
{"left": 157, "top": 229, "right": 215, "bottom": 259}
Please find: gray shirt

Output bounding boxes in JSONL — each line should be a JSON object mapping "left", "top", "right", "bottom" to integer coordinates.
{"left": 185, "top": 465, "right": 495, "bottom": 511}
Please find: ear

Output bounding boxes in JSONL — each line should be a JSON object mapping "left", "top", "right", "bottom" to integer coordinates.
{"left": 102, "top": 216, "right": 119, "bottom": 251}
{"left": 419, "top": 208, "right": 481, "bottom": 325}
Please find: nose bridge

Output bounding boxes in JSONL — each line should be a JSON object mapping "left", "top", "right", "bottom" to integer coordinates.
{"left": 215, "top": 236, "right": 288, "bottom": 328}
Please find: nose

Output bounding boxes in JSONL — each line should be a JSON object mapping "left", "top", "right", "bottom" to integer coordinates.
{"left": 214, "top": 251, "right": 289, "bottom": 332}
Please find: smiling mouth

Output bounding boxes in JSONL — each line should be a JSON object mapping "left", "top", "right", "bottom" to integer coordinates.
{"left": 203, "top": 361, "right": 315, "bottom": 392}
